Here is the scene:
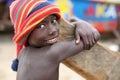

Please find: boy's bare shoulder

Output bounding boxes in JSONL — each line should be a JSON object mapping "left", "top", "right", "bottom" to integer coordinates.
{"left": 18, "top": 46, "right": 53, "bottom": 58}
{"left": 18, "top": 47, "right": 27, "bottom": 60}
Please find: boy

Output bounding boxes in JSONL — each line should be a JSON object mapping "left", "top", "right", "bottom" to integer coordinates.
{"left": 9, "top": 0, "right": 100, "bottom": 80}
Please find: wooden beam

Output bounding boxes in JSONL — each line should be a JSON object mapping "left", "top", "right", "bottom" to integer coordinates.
{"left": 59, "top": 18, "right": 120, "bottom": 80}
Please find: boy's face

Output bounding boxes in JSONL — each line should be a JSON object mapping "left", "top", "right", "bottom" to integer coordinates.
{"left": 28, "top": 14, "right": 60, "bottom": 47}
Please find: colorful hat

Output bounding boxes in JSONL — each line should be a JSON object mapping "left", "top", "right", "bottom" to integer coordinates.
{"left": 10, "top": 0, "right": 61, "bottom": 71}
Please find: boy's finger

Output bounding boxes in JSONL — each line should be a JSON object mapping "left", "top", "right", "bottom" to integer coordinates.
{"left": 82, "top": 36, "right": 89, "bottom": 49}
{"left": 94, "top": 32, "right": 100, "bottom": 41}
{"left": 75, "top": 32, "right": 80, "bottom": 44}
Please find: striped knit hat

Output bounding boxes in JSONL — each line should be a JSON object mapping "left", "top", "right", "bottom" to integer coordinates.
{"left": 10, "top": 0, "right": 61, "bottom": 71}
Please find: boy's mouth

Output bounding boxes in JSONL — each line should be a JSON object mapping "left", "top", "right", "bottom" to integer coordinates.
{"left": 47, "top": 38, "right": 58, "bottom": 44}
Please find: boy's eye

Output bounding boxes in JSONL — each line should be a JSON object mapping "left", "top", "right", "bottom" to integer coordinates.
{"left": 40, "top": 24, "right": 45, "bottom": 28}
{"left": 52, "top": 19, "right": 58, "bottom": 24}
{"left": 36, "top": 24, "right": 45, "bottom": 29}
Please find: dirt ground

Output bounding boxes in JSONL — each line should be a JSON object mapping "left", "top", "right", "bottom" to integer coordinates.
{"left": 0, "top": 32, "right": 85, "bottom": 80}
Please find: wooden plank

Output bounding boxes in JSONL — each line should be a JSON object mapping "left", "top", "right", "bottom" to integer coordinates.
{"left": 59, "top": 18, "right": 120, "bottom": 80}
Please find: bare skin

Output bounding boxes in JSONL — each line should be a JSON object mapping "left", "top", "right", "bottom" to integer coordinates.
{"left": 17, "top": 15, "right": 100, "bottom": 80}
{"left": 68, "top": 17, "right": 100, "bottom": 49}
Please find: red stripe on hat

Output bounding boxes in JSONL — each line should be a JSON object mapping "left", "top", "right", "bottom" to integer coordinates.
{"left": 27, "top": 9, "right": 60, "bottom": 29}
{"left": 17, "top": 0, "right": 44, "bottom": 33}
{"left": 15, "top": 0, "right": 28, "bottom": 33}
{"left": 18, "top": 1, "right": 45, "bottom": 33}
{"left": 12, "top": 0, "right": 24, "bottom": 26}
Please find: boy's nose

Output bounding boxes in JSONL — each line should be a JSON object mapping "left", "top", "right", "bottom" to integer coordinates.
{"left": 49, "top": 25, "right": 58, "bottom": 36}
{"left": 49, "top": 30, "right": 56, "bottom": 35}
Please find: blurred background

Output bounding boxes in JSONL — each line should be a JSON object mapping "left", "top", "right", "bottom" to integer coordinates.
{"left": 0, "top": 0, "right": 120, "bottom": 80}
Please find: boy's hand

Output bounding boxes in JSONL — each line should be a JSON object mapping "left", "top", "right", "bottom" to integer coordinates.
{"left": 69, "top": 17, "right": 100, "bottom": 50}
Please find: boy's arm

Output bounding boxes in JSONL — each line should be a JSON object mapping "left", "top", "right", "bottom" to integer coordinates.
{"left": 49, "top": 40, "right": 84, "bottom": 62}
{"left": 69, "top": 17, "right": 100, "bottom": 49}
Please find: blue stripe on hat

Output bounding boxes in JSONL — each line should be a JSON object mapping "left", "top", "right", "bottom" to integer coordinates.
{"left": 27, "top": 2, "right": 51, "bottom": 18}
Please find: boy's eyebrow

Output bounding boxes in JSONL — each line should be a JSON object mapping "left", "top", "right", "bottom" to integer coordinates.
{"left": 41, "top": 19, "right": 48, "bottom": 23}
{"left": 37, "top": 19, "right": 47, "bottom": 25}
{"left": 50, "top": 16, "right": 57, "bottom": 20}
{"left": 53, "top": 16, "right": 57, "bottom": 19}
{"left": 38, "top": 15, "right": 58, "bottom": 24}
{"left": 52, "top": 15, "right": 59, "bottom": 20}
